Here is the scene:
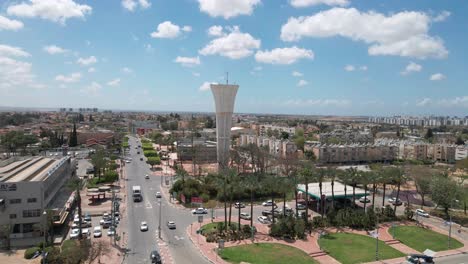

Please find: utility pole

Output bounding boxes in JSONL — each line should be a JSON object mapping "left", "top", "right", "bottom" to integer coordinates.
{"left": 375, "top": 214, "right": 379, "bottom": 261}
{"left": 158, "top": 197, "right": 162, "bottom": 239}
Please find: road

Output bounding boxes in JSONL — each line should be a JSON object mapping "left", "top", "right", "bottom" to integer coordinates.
{"left": 436, "top": 254, "right": 468, "bottom": 264}
{"left": 124, "top": 136, "right": 210, "bottom": 264}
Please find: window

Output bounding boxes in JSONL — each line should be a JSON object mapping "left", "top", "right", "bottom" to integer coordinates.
{"left": 23, "top": 209, "right": 41, "bottom": 218}
{"left": 9, "top": 199, "right": 21, "bottom": 204}
{"left": 27, "top": 198, "right": 37, "bottom": 203}
{"left": 9, "top": 214, "right": 16, "bottom": 219}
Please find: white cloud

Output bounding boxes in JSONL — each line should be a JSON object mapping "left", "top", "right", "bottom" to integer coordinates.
{"left": 144, "top": 43, "right": 154, "bottom": 53}
{"left": 433, "top": 11, "right": 451, "bottom": 22}
{"left": 430, "top": 73, "right": 445, "bottom": 81}
{"left": 284, "top": 98, "right": 351, "bottom": 107}
{"left": 416, "top": 98, "right": 432, "bottom": 107}
{"left": 77, "top": 56, "right": 97, "bottom": 66}
{"left": 281, "top": 8, "right": 448, "bottom": 59}
{"left": 255, "top": 46, "right": 313, "bottom": 65}
{"left": 88, "top": 67, "right": 95, "bottom": 73}
{"left": 438, "top": 96, "right": 468, "bottom": 108}
{"left": 290, "top": 0, "right": 349, "bottom": 8}
{"left": 182, "top": 26, "right": 192, "bottom": 32}
{"left": 401, "top": 62, "right": 422, "bottom": 75}
{"left": 297, "top": 79, "right": 308, "bottom": 87}
{"left": 122, "top": 0, "right": 151, "bottom": 11}
{"left": 121, "top": 67, "right": 133, "bottom": 74}
{"left": 55, "top": 72, "right": 81, "bottom": 83}
{"left": 174, "top": 56, "right": 201, "bottom": 67}
{"left": 150, "top": 21, "right": 191, "bottom": 39}
{"left": 0, "top": 44, "right": 30, "bottom": 57}
{"left": 80, "top": 82, "right": 101, "bottom": 96}
{"left": 7, "top": 0, "right": 92, "bottom": 25}
{"left": 0, "top": 56, "right": 41, "bottom": 91}
{"left": 199, "top": 26, "right": 260, "bottom": 59}
{"left": 197, "top": 0, "right": 261, "bottom": 19}
{"left": 192, "top": 72, "right": 200, "bottom": 77}
{"left": 0, "top": 15, "right": 24, "bottom": 31}
{"left": 360, "top": 66, "right": 368, "bottom": 71}
{"left": 253, "top": 66, "right": 262, "bottom": 71}
{"left": 292, "top": 71, "right": 303, "bottom": 77}
{"left": 199, "top": 81, "right": 217, "bottom": 91}
{"left": 344, "top": 65, "right": 355, "bottom": 72}
{"left": 207, "top": 25, "right": 224, "bottom": 37}
{"left": 107, "top": 78, "right": 121, "bottom": 87}
{"left": 43, "top": 45, "right": 68, "bottom": 55}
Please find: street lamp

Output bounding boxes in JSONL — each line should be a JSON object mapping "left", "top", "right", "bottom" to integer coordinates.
{"left": 448, "top": 199, "right": 459, "bottom": 249}
{"left": 158, "top": 197, "right": 162, "bottom": 239}
{"left": 42, "top": 211, "right": 47, "bottom": 264}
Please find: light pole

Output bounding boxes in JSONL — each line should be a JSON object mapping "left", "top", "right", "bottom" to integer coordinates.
{"left": 158, "top": 197, "right": 162, "bottom": 239}
{"left": 42, "top": 211, "right": 47, "bottom": 264}
{"left": 448, "top": 199, "right": 459, "bottom": 249}
{"left": 375, "top": 214, "right": 379, "bottom": 261}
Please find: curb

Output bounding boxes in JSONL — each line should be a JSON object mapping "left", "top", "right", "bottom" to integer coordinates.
{"left": 186, "top": 224, "right": 217, "bottom": 264}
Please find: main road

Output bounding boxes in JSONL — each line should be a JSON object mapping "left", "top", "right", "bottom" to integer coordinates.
{"left": 124, "top": 136, "right": 210, "bottom": 264}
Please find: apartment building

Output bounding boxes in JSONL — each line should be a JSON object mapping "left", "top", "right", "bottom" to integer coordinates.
{"left": 255, "top": 124, "right": 296, "bottom": 137}
{"left": 369, "top": 116, "right": 468, "bottom": 127}
{"left": 238, "top": 134, "right": 297, "bottom": 158}
{"left": 177, "top": 139, "right": 217, "bottom": 163}
{"left": 318, "top": 130, "right": 373, "bottom": 144}
{"left": 0, "top": 156, "right": 75, "bottom": 247}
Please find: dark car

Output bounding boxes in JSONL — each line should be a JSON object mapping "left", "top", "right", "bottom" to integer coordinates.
{"left": 406, "top": 254, "right": 434, "bottom": 264}
{"left": 261, "top": 209, "right": 280, "bottom": 217}
{"left": 150, "top": 250, "right": 162, "bottom": 264}
{"left": 140, "top": 157, "right": 143, "bottom": 161}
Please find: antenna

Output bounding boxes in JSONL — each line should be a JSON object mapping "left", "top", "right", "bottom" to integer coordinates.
{"left": 226, "top": 72, "right": 229, "bottom": 85}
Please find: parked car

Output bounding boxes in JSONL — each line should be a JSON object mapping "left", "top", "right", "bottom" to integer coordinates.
{"left": 191, "top": 208, "right": 208, "bottom": 214}
{"left": 150, "top": 250, "right": 162, "bottom": 264}
{"left": 388, "top": 197, "right": 402, "bottom": 205}
{"left": 155, "top": 192, "right": 162, "bottom": 198}
{"left": 140, "top": 221, "right": 148, "bottom": 231}
{"left": 262, "top": 200, "right": 276, "bottom": 207}
{"left": 107, "top": 227, "right": 116, "bottom": 236}
{"left": 101, "top": 220, "right": 112, "bottom": 228}
{"left": 234, "top": 202, "right": 245, "bottom": 208}
{"left": 83, "top": 213, "right": 91, "bottom": 222}
{"left": 93, "top": 226, "right": 102, "bottom": 238}
{"left": 261, "top": 209, "right": 280, "bottom": 217}
{"left": 257, "top": 216, "right": 271, "bottom": 224}
{"left": 296, "top": 204, "right": 307, "bottom": 210}
{"left": 70, "top": 228, "right": 80, "bottom": 239}
{"left": 72, "top": 221, "right": 91, "bottom": 229}
{"left": 278, "top": 207, "right": 294, "bottom": 216}
{"left": 359, "top": 196, "right": 371, "bottom": 203}
{"left": 240, "top": 212, "right": 251, "bottom": 220}
{"left": 416, "top": 209, "right": 429, "bottom": 218}
{"left": 137, "top": 151, "right": 140, "bottom": 154}
{"left": 167, "top": 221, "right": 176, "bottom": 229}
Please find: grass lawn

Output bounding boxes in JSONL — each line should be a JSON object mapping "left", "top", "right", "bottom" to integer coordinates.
{"left": 200, "top": 222, "right": 218, "bottom": 236}
{"left": 219, "top": 243, "right": 317, "bottom": 264}
{"left": 319, "top": 233, "right": 405, "bottom": 264}
{"left": 389, "top": 225, "right": 464, "bottom": 252}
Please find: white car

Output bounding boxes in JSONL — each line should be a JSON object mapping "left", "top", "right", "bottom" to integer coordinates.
{"left": 140, "top": 221, "right": 148, "bottom": 231}
{"left": 388, "top": 197, "right": 402, "bottom": 205}
{"left": 93, "top": 226, "right": 102, "bottom": 238}
{"left": 416, "top": 209, "right": 429, "bottom": 218}
{"left": 107, "top": 227, "right": 116, "bottom": 236}
{"left": 155, "top": 192, "right": 162, "bottom": 198}
{"left": 125, "top": 160, "right": 131, "bottom": 163}
{"left": 240, "top": 212, "right": 251, "bottom": 220}
{"left": 257, "top": 216, "right": 271, "bottom": 224}
{"left": 70, "top": 228, "right": 80, "bottom": 239}
{"left": 167, "top": 221, "right": 176, "bottom": 229}
{"left": 145, "top": 174, "right": 150, "bottom": 179}
{"left": 359, "top": 196, "right": 370, "bottom": 203}
{"left": 191, "top": 208, "right": 208, "bottom": 214}
{"left": 262, "top": 200, "right": 276, "bottom": 207}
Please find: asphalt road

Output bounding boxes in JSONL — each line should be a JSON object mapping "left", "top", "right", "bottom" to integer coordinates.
{"left": 124, "top": 136, "right": 210, "bottom": 264}
{"left": 435, "top": 253, "right": 468, "bottom": 264}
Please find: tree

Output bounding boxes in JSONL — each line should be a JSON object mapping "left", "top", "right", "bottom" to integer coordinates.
{"left": 430, "top": 174, "right": 461, "bottom": 218}
{"left": 388, "top": 167, "right": 406, "bottom": 216}
{"left": 147, "top": 156, "right": 161, "bottom": 170}
{"left": 89, "top": 114, "right": 94, "bottom": 122}
{"left": 455, "top": 137, "right": 465, "bottom": 145}
{"left": 87, "top": 240, "right": 110, "bottom": 263}
{"left": 425, "top": 128, "right": 433, "bottom": 140}
{"left": 299, "top": 167, "right": 315, "bottom": 224}
{"left": 69, "top": 122, "right": 78, "bottom": 147}
{"left": 280, "top": 131, "right": 289, "bottom": 140}
{"left": 413, "top": 171, "right": 432, "bottom": 208}
{"left": 90, "top": 149, "right": 106, "bottom": 180}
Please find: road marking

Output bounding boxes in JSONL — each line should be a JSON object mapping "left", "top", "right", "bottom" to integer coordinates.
{"left": 146, "top": 202, "right": 152, "bottom": 209}
{"left": 174, "top": 235, "right": 184, "bottom": 240}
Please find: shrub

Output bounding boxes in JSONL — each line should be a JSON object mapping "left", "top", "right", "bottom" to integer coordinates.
{"left": 143, "top": 150, "right": 158, "bottom": 157}
{"left": 24, "top": 247, "right": 40, "bottom": 259}
{"left": 103, "top": 170, "right": 118, "bottom": 182}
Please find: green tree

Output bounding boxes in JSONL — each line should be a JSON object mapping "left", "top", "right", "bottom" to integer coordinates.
{"left": 431, "top": 174, "right": 461, "bottom": 218}
{"left": 147, "top": 156, "right": 161, "bottom": 169}
{"left": 413, "top": 171, "right": 432, "bottom": 208}
{"left": 425, "top": 128, "right": 433, "bottom": 139}
{"left": 90, "top": 149, "right": 106, "bottom": 180}
{"left": 69, "top": 122, "right": 78, "bottom": 147}
{"left": 280, "top": 131, "right": 289, "bottom": 140}
{"left": 455, "top": 137, "right": 465, "bottom": 145}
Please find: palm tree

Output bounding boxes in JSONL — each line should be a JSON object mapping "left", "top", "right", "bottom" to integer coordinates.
{"left": 328, "top": 168, "right": 337, "bottom": 211}
{"left": 380, "top": 168, "right": 390, "bottom": 207}
{"left": 265, "top": 174, "right": 279, "bottom": 224}
{"left": 338, "top": 169, "right": 350, "bottom": 208}
{"left": 299, "top": 167, "right": 314, "bottom": 222}
{"left": 360, "top": 172, "right": 371, "bottom": 212}
{"left": 390, "top": 167, "right": 405, "bottom": 215}
{"left": 317, "top": 167, "right": 326, "bottom": 218}
{"left": 347, "top": 167, "right": 360, "bottom": 205}
{"left": 245, "top": 173, "right": 259, "bottom": 231}
{"left": 370, "top": 170, "right": 380, "bottom": 209}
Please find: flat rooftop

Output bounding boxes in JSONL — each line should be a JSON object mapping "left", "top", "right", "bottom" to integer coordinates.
{"left": 0, "top": 157, "right": 68, "bottom": 183}
{"left": 297, "top": 181, "right": 367, "bottom": 199}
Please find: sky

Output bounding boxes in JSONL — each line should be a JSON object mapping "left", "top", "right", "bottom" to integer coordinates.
{"left": 0, "top": 0, "right": 467, "bottom": 116}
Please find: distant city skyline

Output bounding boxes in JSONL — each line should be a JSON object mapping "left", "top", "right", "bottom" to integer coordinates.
{"left": 1, "top": 1, "right": 467, "bottom": 115}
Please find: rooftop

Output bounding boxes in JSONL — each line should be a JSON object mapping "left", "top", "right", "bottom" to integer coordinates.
{"left": 0, "top": 156, "right": 69, "bottom": 183}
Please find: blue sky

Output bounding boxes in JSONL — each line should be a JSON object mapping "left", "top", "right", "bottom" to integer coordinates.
{"left": 0, "top": 0, "right": 467, "bottom": 116}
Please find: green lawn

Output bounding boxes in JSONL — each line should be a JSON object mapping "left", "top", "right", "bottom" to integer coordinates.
{"left": 389, "top": 225, "right": 464, "bottom": 252}
{"left": 200, "top": 222, "right": 218, "bottom": 236}
{"left": 219, "top": 243, "right": 317, "bottom": 264}
{"left": 319, "top": 233, "right": 405, "bottom": 264}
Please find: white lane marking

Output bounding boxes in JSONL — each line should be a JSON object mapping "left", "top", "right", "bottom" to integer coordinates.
{"left": 174, "top": 235, "right": 184, "bottom": 240}
{"left": 146, "top": 202, "right": 152, "bottom": 209}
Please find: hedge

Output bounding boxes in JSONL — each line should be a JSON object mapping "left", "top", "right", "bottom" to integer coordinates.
{"left": 24, "top": 247, "right": 40, "bottom": 259}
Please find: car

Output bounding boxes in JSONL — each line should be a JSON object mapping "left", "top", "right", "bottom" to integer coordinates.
{"left": 155, "top": 192, "right": 162, "bottom": 198}
{"left": 72, "top": 221, "right": 91, "bottom": 229}
{"left": 145, "top": 174, "right": 150, "bottom": 179}
{"left": 70, "top": 228, "right": 80, "bottom": 239}
{"left": 101, "top": 220, "right": 112, "bottom": 228}
{"left": 83, "top": 213, "right": 91, "bottom": 222}
{"left": 107, "top": 227, "right": 116, "bottom": 236}
{"left": 262, "top": 200, "right": 276, "bottom": 207}
{"left": 406, "top": 254, "right": 434, "bottom": 264}
{"left": 191, "top": 207, "right": 208, "bottom": 214}
{"left": 73, "top": 217, "right": 81, "bottom": 224}
{"left": 388, "top": 197, "right": 402, "bottom": 205}
{"left": 93, "top": 226, "right": 102, "bottom": 237}
{"left": 278, "top": 207, "right": 294, "bottom": 216}
{"left": 261, "top": 209, "right": 280, "bottom": 217}
{"left": 359, "top": 196, "right": 371, "bottom": 203}
{"left": 296, "top": 204, "right": 307, "bottom": 210}
{"left": 137, "top": 151, "right": 140, "bottom": 154}
{"left": 140, "top": 157, "right": 143, "bottom": 161}
{"left": 240, "top": 212, "right": 251, "bottom": 220}
{"left": 234, "top": 202, "right": 245, "bottom": 208}
{"left": 416, "top": 209, "right": 429, "bottom": 218}
{"left": 140, "top": 221, "right": 148, "bottom": 231}
{"left": 257, "top": 216, "right": 271, "bottom": 224}
{"left": 150, "top": 250, "right": 162, "bottom": 264}
{"left": 167, "top": 221, "right": 176, "bottom": 229}
{"left": 125, "top": 160, "right": 131, "bottom": 163}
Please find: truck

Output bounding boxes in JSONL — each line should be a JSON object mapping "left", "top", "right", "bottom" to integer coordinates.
{"left": 132, "top": 185, "right": 142, "bottom": 202}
